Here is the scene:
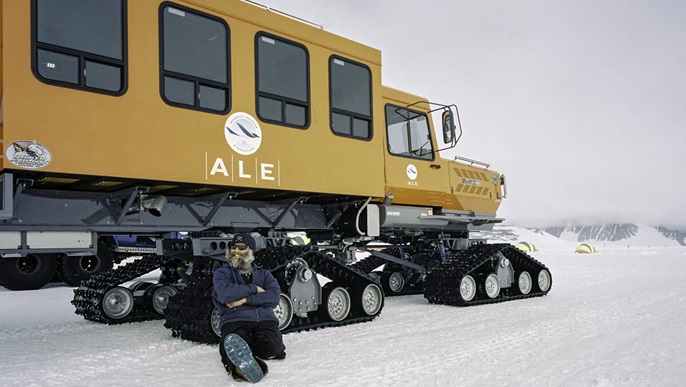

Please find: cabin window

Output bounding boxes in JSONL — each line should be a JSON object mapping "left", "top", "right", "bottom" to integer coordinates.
{"left": 330, "top": 57, "right": 372, "bottom": 140}
{"left": 386, "top": 105, "right": 435, "bottom": 160}
{"left": 33, "top": 0, "right": 127, "bottom": 94}
{"left": 161, "top": 5, "right": 230, "bottom": 113}
{"left": 256, "top": 34, "right": 309, "bottom": 128}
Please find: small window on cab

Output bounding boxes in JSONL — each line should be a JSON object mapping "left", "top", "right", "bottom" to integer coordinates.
{"left": 329, "top": 56, "right": 372, "bottom": 140}
{"left": 256, "top": 34, "right": 310, "bottom": 128}
{"left": 160, "top": 4, "right": 230, "bottom": 114}
{"left": 32, "top": 0, "right": 127, "bottom": 95}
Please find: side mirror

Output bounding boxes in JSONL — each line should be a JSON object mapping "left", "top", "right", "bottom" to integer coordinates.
{"left": 442, "top": 110, "right": 456, "bottom": 144}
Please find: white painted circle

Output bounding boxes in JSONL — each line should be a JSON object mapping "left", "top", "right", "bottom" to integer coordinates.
{"left": 406, "top": 164, "right": 418, "bottom": 180}
{"left": 224, "top": 112, "right": 262, "bottom": 155}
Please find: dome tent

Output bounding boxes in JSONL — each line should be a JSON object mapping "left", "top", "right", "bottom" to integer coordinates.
{"left": 575, "top": 243, "right": 597, "bottom": 254}
{"left": 515, "top": 241, "right": 537, "bottom": 253}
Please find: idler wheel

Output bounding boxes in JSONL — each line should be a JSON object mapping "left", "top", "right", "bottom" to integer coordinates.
{"left": 538, "top": 269, "right": 552, "bottom": 292}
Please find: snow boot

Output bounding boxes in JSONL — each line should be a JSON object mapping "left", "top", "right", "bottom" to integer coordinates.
{"left": 230, "top": 357, "right": 269, "bottom": 383}
{"left": 224, "top": 334, "right": 264, "bottom": 383}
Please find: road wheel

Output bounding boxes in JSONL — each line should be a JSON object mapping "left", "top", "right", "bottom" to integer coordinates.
{"left": 518, "top": 271, "right": 532, "bottom": 295}
{"left": 323, "top": 285, "right": 351, "bottom": 322}
{"left": 359, "top": 283, "right": 383, "bottom": 316}
{"left": 210, "top": 306, "right": 222, "bottom": 338}
{"left": 459, "top": 275, "right": 477, "bottom": 302}
{"left": 101, "top": 286, "right": 134, "bottom": 320}
{"left": 485, "top": 273, "right": 500, "bottom": 299}
{"left": 383, "top": 271, "right": 405, "bottom": 294}
{"left": 146, "top": 284, "right": 178, "bottom": 315}
{"left": 0, "top": 254, "right": 57, "bottom": 290}
{"left": 274, "top": 293, "right": 294, "bottom": 330}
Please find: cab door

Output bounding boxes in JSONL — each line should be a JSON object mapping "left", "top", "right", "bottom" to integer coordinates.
{"left": 382, "top": 104, "right": 450, "bottom": 208}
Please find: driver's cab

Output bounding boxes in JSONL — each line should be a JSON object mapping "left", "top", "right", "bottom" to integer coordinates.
{"left": 381, "top": 86, "right": 504, "bottom": 214}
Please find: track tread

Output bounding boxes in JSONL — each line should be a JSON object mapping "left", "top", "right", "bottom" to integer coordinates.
{"left": 72, "top": 255, "right": 172, "bottom": 324}
{"left": 423, "top": 243, "right": 552, "bottom": 306}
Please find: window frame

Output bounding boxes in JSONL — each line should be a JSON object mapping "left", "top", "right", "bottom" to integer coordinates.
{"left": 254, "top": 32, "right": 311, "bottom": 129}
{"left": 385, "top": 104, "right": 436, "bottom": 162}
{"left": 328, "top": 55, "right": 373, "bottom": 141}
{"left": 31, "top": 0, "right": 128, "bottom": 96}
{"left": 159, "top": 2, "right": 231, "bottom": 114}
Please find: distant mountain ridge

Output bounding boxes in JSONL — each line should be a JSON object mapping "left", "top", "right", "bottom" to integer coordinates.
{"left": 542, "top": 224, "right": 685, "bottom": 246}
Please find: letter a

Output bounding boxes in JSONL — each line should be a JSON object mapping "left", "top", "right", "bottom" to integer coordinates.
{"left": 210, "top": 158, "right": 229, "bottom": 176}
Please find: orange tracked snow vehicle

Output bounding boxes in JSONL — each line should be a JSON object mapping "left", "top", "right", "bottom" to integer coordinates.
{"left": 0, "top": 0, "right": 551, "bottom": 342}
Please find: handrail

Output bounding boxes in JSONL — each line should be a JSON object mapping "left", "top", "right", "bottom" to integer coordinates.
{"left": 242, "top": 0, "right": 324, "bottom": 29}
{"left": 453, "top": 156, "right": 490, "bottom": 169}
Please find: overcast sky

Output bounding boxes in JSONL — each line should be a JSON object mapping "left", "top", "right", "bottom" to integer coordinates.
{"left": 254, "top": 0, "right": 686, "bottom": 230}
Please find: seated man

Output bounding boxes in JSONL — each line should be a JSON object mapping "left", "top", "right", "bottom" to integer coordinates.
{"left": 212, "top": 233, "right": 286, "bottom": 383}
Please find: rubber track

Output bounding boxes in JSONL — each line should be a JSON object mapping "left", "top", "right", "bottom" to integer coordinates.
{"left": 164, "top": 275, "right": 219, "bottom": 344}
{"left": 162, "top": 246, "right": 307, "bottom": 345}
{"left": 164, "top": 248, "right": 385, "bottom": 343}
{"left": 280, "top": 251, "right": 384, "bottom": 333}
{"left": 72, "top": 255, "right": 173, "bottom": 324}
{"left": 423, "top": 243, "right": 552, "bottom": 306}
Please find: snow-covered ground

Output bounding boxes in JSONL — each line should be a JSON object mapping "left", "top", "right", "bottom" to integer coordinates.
{"left": 2, "top": 246, "right": 686, "bottom": 386}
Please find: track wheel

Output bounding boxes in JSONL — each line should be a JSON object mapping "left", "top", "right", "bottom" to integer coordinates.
{"left": 537, "top": 269, "right": 552, "bottom": 292}
{"left": 0, "top": 254, "right": 57, "bottom": 290}
{"left": 146, "top": 284, "right": 178, "bottom": 315}
{"left": 323, "top": 285, "right": 351, "bottom": 322}
{"left": 383, "top": 271, "right": 405, "bottom": 294}
{"left": 459, "top": 275, "right": 477, "bottom": 302}
{"left": 485, "top": 274, "right": 500, "bottom": 299}
{"left": 359, "top": 283, "right": 383, "bottom": 316}
{"left": 274, "top": 293, "right": 294, "bottom": 330}
{"left": 518, "top": 271, "right": 532, "bottom": 295}
{"left": 210, "top": 306, "right": 222, "bottom": 338}
{"left": 101, "top": 286, "right": 134, "bottom": 320}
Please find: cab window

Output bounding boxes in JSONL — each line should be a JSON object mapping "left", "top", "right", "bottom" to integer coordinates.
{"left": 386, "top": 105, "right": 435, "bottom": 160}
{"left": 256, "top": 34, "right": 309, "bottom": 128}
{"left": 33, "top": 0, "right": 127, "bottom": 94}
{"left": 330, "top": 57, "right": 372, "bottom": 139}
{"left": 160, "top": 4, "right": 230, "bottom": 113}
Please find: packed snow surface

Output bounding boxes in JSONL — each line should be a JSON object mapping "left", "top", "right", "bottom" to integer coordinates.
{"left": 2, "top": 246, "right": 686, "bottom": 386}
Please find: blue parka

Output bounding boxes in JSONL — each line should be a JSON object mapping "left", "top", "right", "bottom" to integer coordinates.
{"left": 211, "top": 264, "right": 280, "bottom": 329}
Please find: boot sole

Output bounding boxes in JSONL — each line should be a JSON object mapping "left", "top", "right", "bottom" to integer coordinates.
{"left": 224, "top": 334, "right": 263, "bottom": 383}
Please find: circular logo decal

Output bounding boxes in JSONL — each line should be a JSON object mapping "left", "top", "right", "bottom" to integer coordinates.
{"left": 406, "top": 164, "right": 418, "bottom": 180}
{"left": 224, "top": 112, "right": 262, "bottom": 155}
{"left": 6, "top": 141, "right": 52, "bottom": 169}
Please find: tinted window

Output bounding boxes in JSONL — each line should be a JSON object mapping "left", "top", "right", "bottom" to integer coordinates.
{"left": 33, "top": 0, "right": 126, "bottom": 94}
{"left": 386, "top": 105, "right": 434, "bottom": 160}
{"left": 256, "top": 35, "right": 309, "bottom": 128}
{"left": 161, "top": 5, "right": 230, "bottom": 113}
{"left": 36, "top": 0, "right": 123, "bottom": 60}
{"left": 330, "top": 57, "right": 372, "bottom": 139}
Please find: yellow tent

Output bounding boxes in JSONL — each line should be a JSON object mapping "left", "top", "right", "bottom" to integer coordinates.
{"left": 515, "top": 241, "right": 537, "bottom": 253}
{"left": 575, "top": 243, "right": 597, "bottom": 254}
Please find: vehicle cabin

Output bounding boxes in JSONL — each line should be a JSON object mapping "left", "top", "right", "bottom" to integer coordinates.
{"left": 0, "top": 0, "right": 501, "bottom": 214}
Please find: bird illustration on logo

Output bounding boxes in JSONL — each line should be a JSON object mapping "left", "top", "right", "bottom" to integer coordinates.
{"left": 226, "top": 122, "right": 261, "bottom": 139}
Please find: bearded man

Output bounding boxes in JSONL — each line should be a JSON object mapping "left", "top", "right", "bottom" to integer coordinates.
{"left": 212, "top": 233, "right": 286, "bottom": 383}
